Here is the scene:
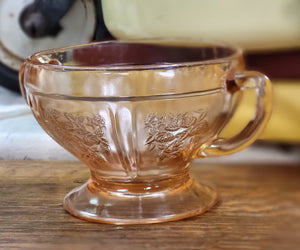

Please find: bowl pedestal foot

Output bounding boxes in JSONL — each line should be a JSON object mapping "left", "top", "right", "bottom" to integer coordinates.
{"left": 63, "top": 176, "right": 218, "bottom": 225}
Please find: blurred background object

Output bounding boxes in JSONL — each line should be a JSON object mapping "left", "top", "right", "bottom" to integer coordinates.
{"left": 102, "top": 0, "right": 300, "bottom": 51}
{"left": 0, "top": 0, "right": 110, "bottom": 92}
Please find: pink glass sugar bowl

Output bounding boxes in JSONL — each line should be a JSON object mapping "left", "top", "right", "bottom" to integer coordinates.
{"left": 19, "top": 39, "right": 272, "bottom": 224}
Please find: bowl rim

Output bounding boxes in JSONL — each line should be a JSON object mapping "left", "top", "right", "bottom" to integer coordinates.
{"left": 25, "top": 38, "right": 243, "bottom": 72}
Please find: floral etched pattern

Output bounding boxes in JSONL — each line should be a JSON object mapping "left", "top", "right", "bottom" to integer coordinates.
{"left": 144, "top": 109, "right": 208, "bottom": 160}
{"left": 39, "top": 108, "right": 110, "bottom": 161}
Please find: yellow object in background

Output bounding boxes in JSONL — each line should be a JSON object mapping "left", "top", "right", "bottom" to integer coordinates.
{"left": 261, "top": 81, "right": 300, "bottom": 142}
{"left": 102, "top": 0, "right": 300, "bottom": 51}
{"left": 223, "top": 81, "right": 300, "bottom": 143}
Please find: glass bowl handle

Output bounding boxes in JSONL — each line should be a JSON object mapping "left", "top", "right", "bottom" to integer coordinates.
{"left": 199, "top": 71, "right": 273, "bottom": 157}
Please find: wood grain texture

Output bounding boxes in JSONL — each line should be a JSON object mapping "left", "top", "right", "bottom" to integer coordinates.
{"left": 0, "top": 160, "right": 299, "bottom": 250}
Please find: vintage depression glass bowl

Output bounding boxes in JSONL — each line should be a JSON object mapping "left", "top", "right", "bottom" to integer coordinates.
{"left": 19, "top": 40, "right": 272, "bottom": 224}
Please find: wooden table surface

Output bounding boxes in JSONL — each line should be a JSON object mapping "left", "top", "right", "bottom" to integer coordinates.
{"left": 0, "top": 160, "right": 299, "bottom": 250}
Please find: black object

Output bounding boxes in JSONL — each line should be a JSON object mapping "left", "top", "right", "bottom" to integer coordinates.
{"left": 0, "top": 63, "right": 19, "bottom": 92}
{"left": 19, "top": 0, "right": 76, "bottom": 38}
{"left": 93, "top": 0, "right": 111, "bottom": 40}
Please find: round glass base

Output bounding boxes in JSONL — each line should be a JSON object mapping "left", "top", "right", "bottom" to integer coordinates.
{"left": 63, "top": 178, "right": 218, "bottom": 225}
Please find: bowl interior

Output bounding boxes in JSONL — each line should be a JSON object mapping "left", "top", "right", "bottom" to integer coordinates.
{"left": 33, "top": 41, "right": 237, "bottom": 68}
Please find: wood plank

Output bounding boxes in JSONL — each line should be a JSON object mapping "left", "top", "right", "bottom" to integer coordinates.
{"left": 0, "top": 160, "right": 299, "bottom": 250}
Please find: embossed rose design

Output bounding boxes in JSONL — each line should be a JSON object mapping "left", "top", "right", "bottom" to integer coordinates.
{"left": 144, "top": 109, "right": 208, "bottom": 160}
{"left": 39, "top": 108, "right": 110, "bottom": 161}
